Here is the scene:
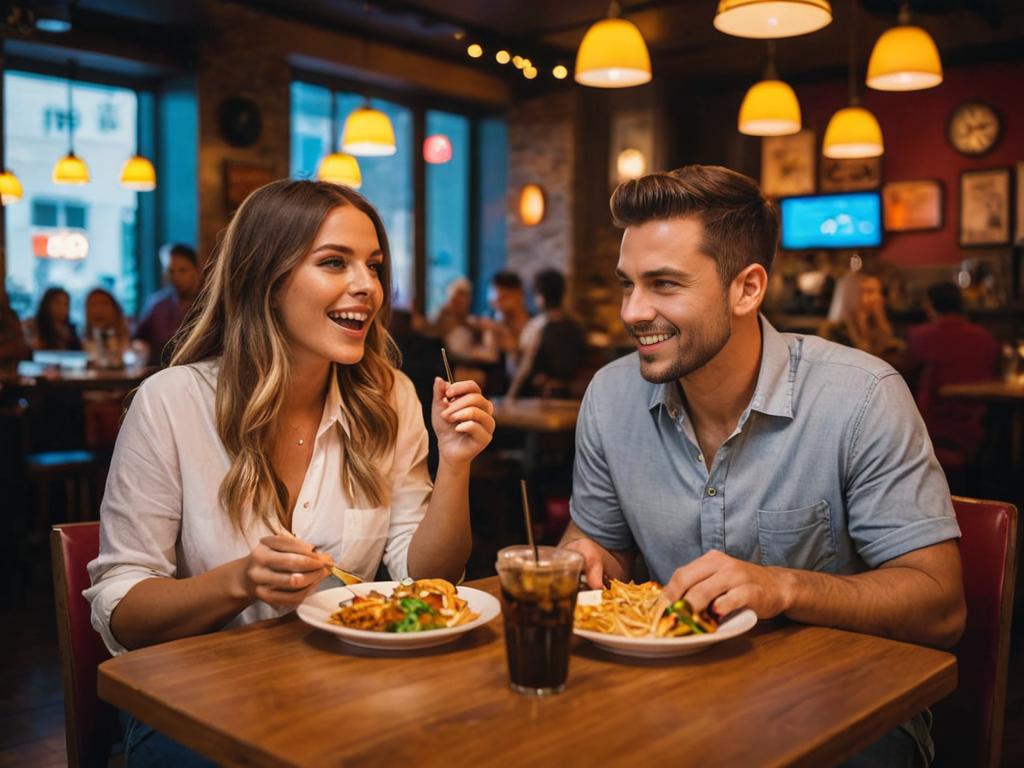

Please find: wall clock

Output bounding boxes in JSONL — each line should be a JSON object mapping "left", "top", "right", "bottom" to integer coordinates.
{"left": 947, "top": 101, "right": 1001, "bottom": 157}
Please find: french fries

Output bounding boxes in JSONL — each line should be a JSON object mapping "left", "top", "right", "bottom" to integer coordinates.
{"left": 574, "top": 579, "right": 718, "bottom": 638}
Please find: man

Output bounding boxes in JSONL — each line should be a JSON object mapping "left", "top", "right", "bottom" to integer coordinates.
{"left": 134, "top": 243, "right": 201, "bottom": 365}
{"left": 507, "top": 269, "right": 586, "bottom": 399}
{"left": 562, "top": 166, "right": 964, "bottom": 767}
{"left": 904, "top": 281, "right": 999, "bottom": 472}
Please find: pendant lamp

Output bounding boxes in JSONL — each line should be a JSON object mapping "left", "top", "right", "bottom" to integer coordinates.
{"left": 823, "top": 1, "right": 883, "bottom": 158}
{"left": 575, "top": 1, "right": 652, "bottom": 88}
{"left": 866, "top": 4, "right": 942, "bottom": 91}
{"left": 341, "top": 100, "right": 397, "bottom": 157}
{"left": 318, "top": 91, "right": 363, "bottom": 187}
{"left": 714, "top": 0, "right": 832, "bottom": 39}
{"left": 738, "top": 42, "right": 801, "bottom": 136}
{"left": 53, "top": 61, "right": 89, "bottom": 185}
{"left": 0, "top": 169, "right": 23, "bottom": 204}
{"left": 120, "top": 155, "right": 157, "bottom": 191}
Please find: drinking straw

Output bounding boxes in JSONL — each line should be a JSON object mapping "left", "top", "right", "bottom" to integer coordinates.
{"left": 520, "top": 479, "right": 539, "bottom": 562}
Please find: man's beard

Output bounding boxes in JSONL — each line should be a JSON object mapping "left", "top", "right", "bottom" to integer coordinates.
{"left": 634, "top": 304, "right": 732, "bottom": 384}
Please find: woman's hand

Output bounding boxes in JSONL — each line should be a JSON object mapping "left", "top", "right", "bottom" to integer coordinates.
{"left": 431, "top": 377, "right": 495, "bottom": 467}
{"left": 239, "top": 534, "right": 331, "bottom": 608}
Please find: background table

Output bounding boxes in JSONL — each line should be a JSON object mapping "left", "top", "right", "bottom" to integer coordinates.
{"left": 99, "top": 577, "right": 956, "bottom": 767}
{"left": 491, "top": 397, "right": 581, "bottom": 432}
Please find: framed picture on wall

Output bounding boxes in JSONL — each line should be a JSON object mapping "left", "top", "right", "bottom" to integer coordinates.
{"left": 761, "top": 130, "right": 815, "bottom": 197}
{"left": 609, "top": 110, "right": 656, "bottom": 190}
{"left": 959, "top": 168, "right": 1011, "bottom": 246}
{"left": 223, "top": 159, "right": 274, "bottom": 210}
{"left": 882, "top": 180, "right": 943, "bottom": 232}
{"left": 820, "top": 156, "right": 882, "bottom": 192}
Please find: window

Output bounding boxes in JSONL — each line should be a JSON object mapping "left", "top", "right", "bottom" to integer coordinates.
{"left": 290, "top": 78, "right": 507, "bottom": 316}
{"left": 3, "top": 70, "right": 143, "bottom": 323}
{"left": 425, "top": 110, "right": 469, "bottom": 317}
{"left": 290, "top": 83, "right": 414, "bottom": 309}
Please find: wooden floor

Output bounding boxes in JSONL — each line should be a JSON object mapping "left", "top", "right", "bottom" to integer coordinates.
{"left": 2, "top": 576, "right": 1023, "bottom": 767}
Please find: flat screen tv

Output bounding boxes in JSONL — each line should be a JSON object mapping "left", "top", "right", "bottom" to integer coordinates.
{"left": 780, "top": 191, "right": 882, "bottom": 250}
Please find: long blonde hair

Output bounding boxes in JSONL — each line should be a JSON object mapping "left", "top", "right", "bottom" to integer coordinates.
{"left": 171, "top": 180, "right": 400, "bottom": 532}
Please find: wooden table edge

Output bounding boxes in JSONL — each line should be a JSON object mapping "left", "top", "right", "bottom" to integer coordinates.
{"left": 770, "top": 651, "right": 957, "bottom": 767}
{"left": 98, "top": 616, "right": 302, "bottom": 768}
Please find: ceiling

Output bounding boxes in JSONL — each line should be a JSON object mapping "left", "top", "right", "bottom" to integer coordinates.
{"left": 7, "top": 0, "right": 1024, "bottom": 89}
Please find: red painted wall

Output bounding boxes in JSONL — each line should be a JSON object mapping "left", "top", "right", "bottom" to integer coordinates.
{"left": 795, "top": 60, "right": 1024, "bottom": 267}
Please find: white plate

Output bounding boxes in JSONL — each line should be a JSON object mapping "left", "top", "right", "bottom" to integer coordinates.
{"left": 573, "top": 590, "right": 757, "bottom": 658}
{"left": 297, "top": 581, "right": 501, "bottom": 650}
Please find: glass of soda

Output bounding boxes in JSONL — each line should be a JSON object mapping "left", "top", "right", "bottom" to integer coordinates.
{"left": 496, "top": 545, "right": 584, "bottom": 696}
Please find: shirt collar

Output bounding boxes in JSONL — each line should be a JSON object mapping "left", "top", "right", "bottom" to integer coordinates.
{"left": 318, "top": 366, "right": 351, "bottom": 439}
{"left": 646, "top": 314, "right": 795, "bottom": 421}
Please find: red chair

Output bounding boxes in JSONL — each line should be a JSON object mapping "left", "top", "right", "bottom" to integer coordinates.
{"left": 932, "top": 496, "right": 1019, "bottom": 768}
{"left": 51, "top": 521, "right": 118, "bottom": 768}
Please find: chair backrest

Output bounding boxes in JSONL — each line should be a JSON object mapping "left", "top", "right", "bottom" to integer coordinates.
{"left": 932, "top": 496, "right": 1019, "bottom": 768}
{"left": 51, "top": 522, "right": 117, "bottom": 768}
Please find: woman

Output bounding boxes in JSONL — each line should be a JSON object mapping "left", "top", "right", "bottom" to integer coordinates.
{"left": 24, "top": 286, "right": 81, "bottom": 350}
{"left": 87, "top": 180, "right": 494, "bottom": 662}
{"left": 819, "top": 271, "right": 905, "bottom": 368}
{"left": 82, "top": 288, "right": 132, "bottom": 365}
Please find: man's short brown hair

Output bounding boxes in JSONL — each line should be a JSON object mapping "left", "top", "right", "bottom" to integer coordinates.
{"left": 610, "top": 165, "right": 778, "bottom": 285}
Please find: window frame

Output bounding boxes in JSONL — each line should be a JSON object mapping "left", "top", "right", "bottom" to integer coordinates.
{"left": 290, "top": 70, "right": 499, "bottom": 315}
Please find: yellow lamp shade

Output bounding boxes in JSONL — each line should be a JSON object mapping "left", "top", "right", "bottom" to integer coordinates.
{"left": 52, "top": 152, "right": 90, "bottom": 185}
{"left": 738, "top": 79, "right": 801, "bottom": 136}
{"left": 575, "top": 18, "right": 652, "bottom": 88}
{"left": 341, "top": 107, "right": 397, "bottom": 157}
{"left": 120, "top": 155, "right": 157, "bottom": 191}
{"left": 714, "top": 0, "right": 832, "bottom": 39}
{"left": 317, "top": 152, "right": 362, "bottom": 188}
{"left": 866, "top": 24, "right": 942, "bottom": 91}
{"left": 518, "top": 184, "right": 545, "bottom": 227}
{"left": 0, "top": 169, "right": 23, "bottom": 204}
{"left": 823, "top": 106, "right": 884, "bottom": 158}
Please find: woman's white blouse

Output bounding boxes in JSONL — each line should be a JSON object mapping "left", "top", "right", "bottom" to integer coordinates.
{"left": 84, "top": 360, "right": 432, "bottom": 655}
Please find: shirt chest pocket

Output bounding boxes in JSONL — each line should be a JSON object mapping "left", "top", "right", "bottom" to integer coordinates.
{"left": 757, "top": 500, "right": 837, "bottom": 572}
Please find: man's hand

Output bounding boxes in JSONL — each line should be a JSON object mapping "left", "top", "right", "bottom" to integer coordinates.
{"left": 662, "top": 550, "right": 793, "bottom": 620}
{"left": 562, "top": 536, "right": 630, "bottom": 589}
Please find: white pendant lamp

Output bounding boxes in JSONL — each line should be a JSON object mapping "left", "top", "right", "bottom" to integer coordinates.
{"left": 575, "top": 1, "right": 652, "bottom": 88}
{"left": 738, "top": 42, "right": 801, "bottom": 136}
{"left": 714, "top": 0, "right": 832, "bottom": 39}
{"left": 866, "top": 4, "right": 942, "bottom": 91}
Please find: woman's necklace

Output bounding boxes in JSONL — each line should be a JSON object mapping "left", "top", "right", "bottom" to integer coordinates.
{"left": 285, "top": 421, "right": 313, "bottom": 447}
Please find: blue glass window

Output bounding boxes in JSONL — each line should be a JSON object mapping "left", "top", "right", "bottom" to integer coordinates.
{"left": 4, "top": 70, "right": 141, "bottom": 321}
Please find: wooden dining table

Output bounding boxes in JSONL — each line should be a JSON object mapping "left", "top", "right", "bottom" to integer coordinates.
{"left": 98, "top": 577, "right": 956, "bottom": 767}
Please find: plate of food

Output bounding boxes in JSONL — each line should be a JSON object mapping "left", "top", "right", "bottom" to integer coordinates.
{"left": 573, "top": 579, "right": 757, "bottom": 658}
{"left": 297, "top": 578, "right": 501, "bottom": 650}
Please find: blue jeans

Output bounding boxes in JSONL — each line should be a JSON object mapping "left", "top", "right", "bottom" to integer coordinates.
{"left": 120, "top": 711, "right": 216, "bottom": 768}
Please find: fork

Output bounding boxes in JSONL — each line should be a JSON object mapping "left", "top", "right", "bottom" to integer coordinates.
{"left": 327, "top": 565, "right": 363, "bottom": 586}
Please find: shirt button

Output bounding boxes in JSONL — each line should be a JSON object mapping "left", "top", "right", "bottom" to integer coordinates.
{"left": 706, "top": 487, "right": 717, "bottom": 497}
{"left": 303, "top": 501, "right": 310, "bottom": 509}
{"left": 697, "top": 453, "right": 704, "bottom": 463}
